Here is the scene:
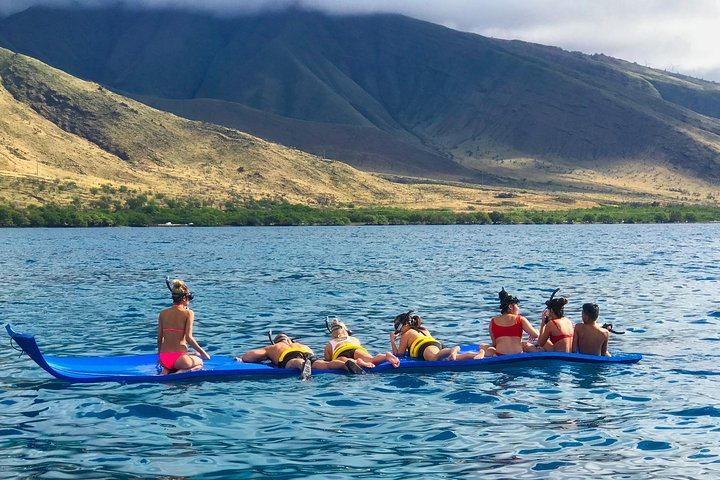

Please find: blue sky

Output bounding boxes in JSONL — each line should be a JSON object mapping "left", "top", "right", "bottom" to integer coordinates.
{"left": 2, "top": 0, "right": 719, "bottom": 82}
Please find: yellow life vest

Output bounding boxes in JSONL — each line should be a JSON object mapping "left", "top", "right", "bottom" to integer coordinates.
{"left": 409, "top": 336, "right": 440, "bottom": 359}
{"left": 277, "top": 347, "right": 311, "bottom": 364}
{"left": 332, "top": 342, "right": 368, "bottom": 360}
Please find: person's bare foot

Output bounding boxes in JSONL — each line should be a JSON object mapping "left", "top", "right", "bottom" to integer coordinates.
{"left": 386, "top": 351, "right": 400, "bottom": 367}
{"left": 447, "top": 346, "right": 460, "bottom": 361}
{"left": 473, "top": 350, "right": 485, "bottom": 360}
{"left": 357, "top": 358, "right": 375, "bottom": 369}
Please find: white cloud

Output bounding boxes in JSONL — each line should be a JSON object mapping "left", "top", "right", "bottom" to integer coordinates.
{"left": 2, "top": 0, "right": 719, "bottom": 81}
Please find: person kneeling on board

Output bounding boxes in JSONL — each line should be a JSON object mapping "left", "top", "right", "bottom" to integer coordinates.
{"left": 237, "top": 332, "right": 370, "bottom": 380}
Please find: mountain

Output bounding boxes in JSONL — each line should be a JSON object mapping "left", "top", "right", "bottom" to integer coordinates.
{"left": 0, "top": 46, "right": 421, "bottom": 208}
{"left": 1, "top": 5, "right": 719, "bottom": 193}
{"left": 6, "top": 46, "right": 621, "bottom": 211}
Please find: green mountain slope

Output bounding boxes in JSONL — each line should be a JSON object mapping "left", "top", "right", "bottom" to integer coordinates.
{"left": 1, "top": 6, "right": 719, "bottom": 205}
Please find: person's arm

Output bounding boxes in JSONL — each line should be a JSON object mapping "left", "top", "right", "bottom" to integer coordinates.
{"left": 489, "top": 320, "right": 496, "bottom": 346}
{"left": 157, "top": 314, "right": 163, "bottom": 354}
{"left": 571, "top": 324, "right": 580, "bottom": 353}
{"left": 241, "top": 346, "right": 270, "bottom": 363}
{"left": 184, "top": 311, "right": 210, "bottom": 360}
{"left": 522, "top": 317, "right": 541, "bottom": 344}
{"left": 601, "top": 331, "right": 610, "bottom": 357}
{"left": 323, "top": 342, "right": 333, "bottom": 361}
{"left": 389, "top": 332, "right": 399, "bottom": 354}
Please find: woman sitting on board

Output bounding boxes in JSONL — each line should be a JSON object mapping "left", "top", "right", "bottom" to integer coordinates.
{"left": 323, "top": 317, "right": 400, "bottom": 368}
{"left": 157, "top": 278, "right": 210, "bottom": 374}
{"left": 525, "top": 296, "right": 574, "bottom": 353}
{"left": 482, "top": 288, "right": 539, "bottom": 357}
{"left": 390, "top": 312, "right": 483, "bottom": 361}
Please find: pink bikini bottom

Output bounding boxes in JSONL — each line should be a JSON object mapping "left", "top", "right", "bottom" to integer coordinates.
{"left": 159, "top": 351, "right": 184, "bottom": 369}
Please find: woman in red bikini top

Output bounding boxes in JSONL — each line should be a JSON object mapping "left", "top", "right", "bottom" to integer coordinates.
{"left": 481, "top": 288, "right": 539, "bottom": 357}
{"left": 157, "top": 278, "right": 210, "bottom": 374}
{"left": 527, "top": 297, "right": 574, "bottom": 352}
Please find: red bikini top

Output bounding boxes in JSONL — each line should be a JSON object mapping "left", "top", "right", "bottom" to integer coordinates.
{"left": 491, "top": 315, "right": 523, "bottom": 339}
{"left": 549, "top": 319, "right": 574, "bottom": 343}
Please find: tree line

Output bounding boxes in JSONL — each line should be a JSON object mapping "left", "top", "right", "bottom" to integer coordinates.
{"left": 0, "top": 199, "right": 718, "bottom": 227}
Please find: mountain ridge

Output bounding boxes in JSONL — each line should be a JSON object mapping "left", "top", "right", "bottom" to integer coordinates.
{"left": 0, "top": 6, "right": 719, "bottom": 209}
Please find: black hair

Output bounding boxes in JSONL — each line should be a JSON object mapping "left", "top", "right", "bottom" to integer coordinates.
{"left": 394, "top": 311, "right": 420, "bottom": 333}
{"left": 498, "top": 287, "right": 519, "bottom": 313}
{"left": 546, "top": 297, "right": 569, "bottom": 318}
{"left": 582, "top": 303, "right": 599, "bottom": 321}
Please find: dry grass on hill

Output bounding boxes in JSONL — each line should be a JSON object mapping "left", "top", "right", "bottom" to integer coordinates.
{"left": 0, "top": 48, "right": 717, "bottom": 212}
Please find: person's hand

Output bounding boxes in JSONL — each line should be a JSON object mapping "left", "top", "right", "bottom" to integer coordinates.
{"left": 541, "top": 309, "right": 549, "bottom": 323}
{"left": 389, "top": 332, "right": 397, "bottom": 342}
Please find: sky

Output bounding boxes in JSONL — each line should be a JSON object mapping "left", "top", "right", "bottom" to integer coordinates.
{"left": 1, "top": 0, "right": 719, "bottom": 82}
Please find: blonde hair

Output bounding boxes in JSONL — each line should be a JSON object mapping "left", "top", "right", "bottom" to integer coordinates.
{"left": 171, "top": 279, "right": 189, "bottom": 303}
{"left": 329, "top": 318, "right": 348, "bottom": 339}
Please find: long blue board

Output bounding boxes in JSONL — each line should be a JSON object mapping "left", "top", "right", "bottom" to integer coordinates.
{"left": 6, "top": 324, "right": 642, "bottom": 383}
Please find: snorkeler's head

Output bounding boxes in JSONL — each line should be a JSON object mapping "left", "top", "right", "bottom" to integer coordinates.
{"left": 582, "top": 303, "right": 599, "bottom": 322}
{"left": 327, "top": 317, "right": 350, "bottom": 338}
{"left": 273, "top": 333, "right": 292, "bottom": 344}
{"left": 168, "top": 278, "right": 194, "bottom": 304}
{"left": 498, "top": 288, "right": 519, "bottom": 313}
{"left": 546, "top": 297, "right": 569, "bottom": 318}
{"left": 393, "top": 310, "right": 416, "bottom": 334}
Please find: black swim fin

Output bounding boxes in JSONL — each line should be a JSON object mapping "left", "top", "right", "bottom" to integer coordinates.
{"left": 300, "top": 358, "right": 312, "bottom": 381}
{"left": 345, "top": 359, "right": 366, "bottom": 375}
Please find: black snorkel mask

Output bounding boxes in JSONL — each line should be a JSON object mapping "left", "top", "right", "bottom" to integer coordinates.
{"left": 393, "top": 310, "right": 414, "bottom": 334}
{"left": 601, "top": 323, "right": 625, "bottom": 334}
{"left": 165, "top": 276, "right": 194, "bottom": 302}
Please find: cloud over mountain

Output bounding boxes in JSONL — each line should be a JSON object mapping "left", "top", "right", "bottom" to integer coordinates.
{"left": 1, "top": 0, "right": 718, "bottom": 81}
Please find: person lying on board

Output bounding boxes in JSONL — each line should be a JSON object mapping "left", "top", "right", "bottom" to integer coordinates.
{"left": 324, "top": 317, "right": 400, "bottom": 368}
{"left": 157, "top": 278, "right": 210, "bottom": 374}
{"left": 237, "top": 332, "right": 370, "bottom": 380}
{"left": 524, "top": 296, "right": 574, "bottom": 353}
{"left": 390, "top": 311, "right": 483, "bottom": 361}
{"left": 572, "top": 303, "right": 611, "bottom": 356}
{"left": 480, "top": 288, "right": 539, "bottom": 357}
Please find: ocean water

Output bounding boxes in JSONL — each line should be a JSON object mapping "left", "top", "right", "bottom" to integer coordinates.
{"left": 1, "top": 224, "right": 719, "bottom": 479}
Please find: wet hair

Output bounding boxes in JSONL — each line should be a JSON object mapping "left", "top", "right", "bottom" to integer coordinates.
{"left": 170, "top": 279, "right": 190, "bottom": 304}
{"left": 393, "top": 311, "right": 420, "bottom": 333}
{"left": 273, "top": 333, "right": 292, "bottom": 344}
{"left": 582, "top": 303, "right": 599, "bottom": 321}
{"left": 328, "top": 318, "right": 349, "bottom": 339}
{"left": 546, "top": 297, "right": 569, "bottom": 318}
{"left": 498, "top": 288, "right": 519, "bottom": 313}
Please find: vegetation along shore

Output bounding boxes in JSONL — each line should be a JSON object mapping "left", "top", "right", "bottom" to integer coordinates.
{"left": 1, "top": 199, "right": 718, "bottom": 227}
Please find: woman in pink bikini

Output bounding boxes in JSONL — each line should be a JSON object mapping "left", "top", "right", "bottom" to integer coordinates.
{"left": 525, "top": 296, "right": 574, "bottom": 352}
{"left": 481, "top": 288, "right": 539, "bottom": 357}
{"left": 157, "top": 278, "right": 210, "bottom": 374}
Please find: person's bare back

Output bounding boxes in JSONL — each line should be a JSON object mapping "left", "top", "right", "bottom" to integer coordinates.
{"left": 572, "top": 303, "right": 610, "bottom": 356}
{"left": 573, "top": 323, "right": 610, "bottom": 356}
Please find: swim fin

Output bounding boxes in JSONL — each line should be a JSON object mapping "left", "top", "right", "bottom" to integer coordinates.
{"left": 345, "top": 359, "right": 366, "bottom": 375}
{"left": 300, "top": 358, "right": 312, "bottom": 381}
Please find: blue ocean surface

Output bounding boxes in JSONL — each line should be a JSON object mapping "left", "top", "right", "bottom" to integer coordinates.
{"left": 1, "top": 224, "right": 719, "bottom": 478}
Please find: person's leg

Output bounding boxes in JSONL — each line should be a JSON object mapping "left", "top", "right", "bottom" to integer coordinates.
{"left": 174, "top": 353, "right": 204, "bottom": 373}
{"left": 426, "top": 345, "right": 460, "bottom": 361}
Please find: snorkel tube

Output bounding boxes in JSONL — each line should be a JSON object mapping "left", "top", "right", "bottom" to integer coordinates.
{"left": 165, "top": 276, "right": 194, "bottom": 302}
{"left": 601, "top": 323, "right": 625, "bottom": 334}
{"left": 543, "top": 288, "right": 560, "bottom": 324}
